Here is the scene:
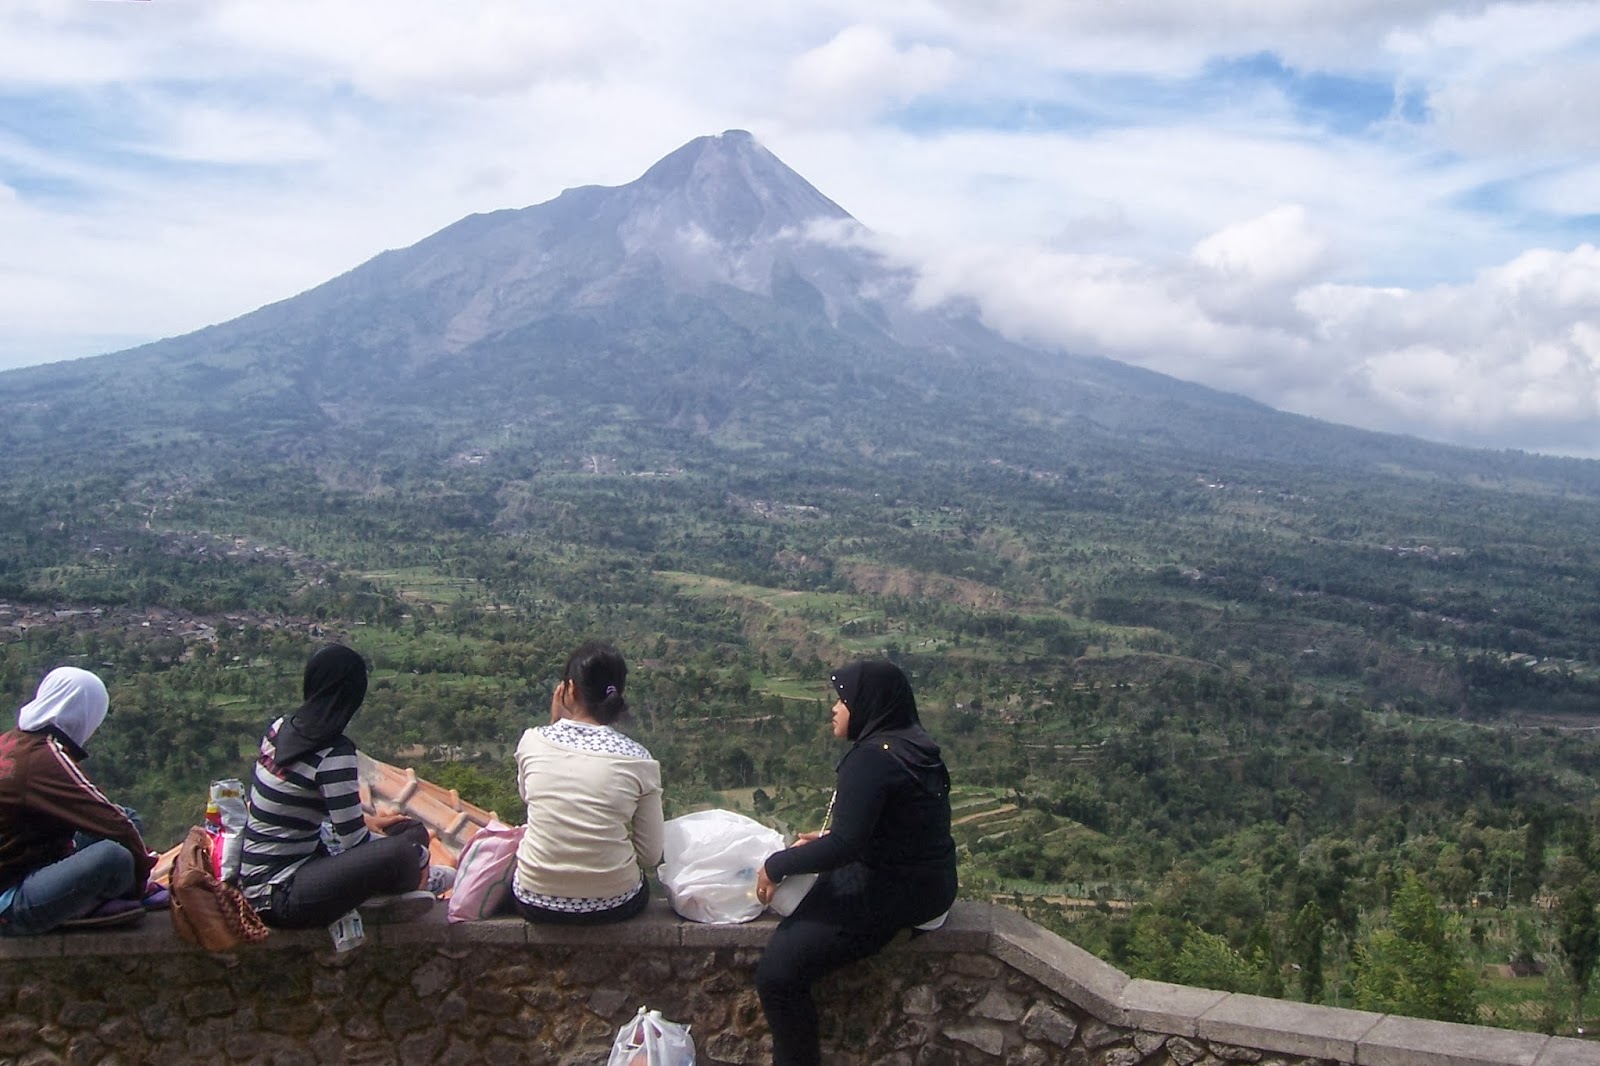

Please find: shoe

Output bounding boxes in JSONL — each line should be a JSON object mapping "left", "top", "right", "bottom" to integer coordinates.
{"left": 141, "top": 884, "right": 171, "bottom": 910}
{"left": 362, "top": 890, "right": 435, "bottom": 924}
{"left": 425, "top": 865, "right": 456, "bottom": 897}
{"left": 60, "top": 898, "right": 147, "bottom": 929}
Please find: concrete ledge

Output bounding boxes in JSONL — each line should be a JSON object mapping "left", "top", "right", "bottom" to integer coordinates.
{"left": 1357, "top": 1015, "right": 1552, "bottom": 1066}
{"left": 1533, "top": 1037, "right": 1600, "bottom": 1066}
{"left": 987, "top": 903, "right": 1129, "bottom": 1026}
{"left": 1123, "top": 978, "right": 1227, "bottom": 1037}
{"left": 1198, "top": 992, "right": 1383, "bottom": 1062}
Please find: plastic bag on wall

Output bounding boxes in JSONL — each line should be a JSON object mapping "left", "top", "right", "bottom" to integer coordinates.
{"left": 607, "top": 1006, "right": 695, "bottom": 1066}
{"left": 657, "top": 809, "right": 783, "bottom": 924}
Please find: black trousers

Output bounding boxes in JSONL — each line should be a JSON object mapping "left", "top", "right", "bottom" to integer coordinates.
{"left": 262, "top": 821, "right": 430, "bottom": 930}
{"left": 755, "top": 862, "right": 955, "bottom": 1066}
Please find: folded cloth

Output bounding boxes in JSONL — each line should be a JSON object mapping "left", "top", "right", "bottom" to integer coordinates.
{"left": 141, "top": 884, "right": 171, "bottom": 911}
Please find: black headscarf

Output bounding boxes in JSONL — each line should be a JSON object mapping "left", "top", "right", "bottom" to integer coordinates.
{"left": 831, "top": 660, "right": 949, "bottom": 795}
{"left": 272, "top": 644, "right": 368, "bottom": 765}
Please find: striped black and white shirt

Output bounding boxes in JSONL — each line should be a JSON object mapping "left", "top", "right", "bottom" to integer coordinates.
{"left": 238, "top": 717, "right": 370, "bottom": 907}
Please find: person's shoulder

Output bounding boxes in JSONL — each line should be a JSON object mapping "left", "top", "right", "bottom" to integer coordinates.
{"left": 839, "top": 741, "right": 901, "bottom": 776}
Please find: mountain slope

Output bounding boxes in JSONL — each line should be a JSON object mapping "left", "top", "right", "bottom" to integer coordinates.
{"left": 2, "top": 129, "right": 1599, "bottom": 498}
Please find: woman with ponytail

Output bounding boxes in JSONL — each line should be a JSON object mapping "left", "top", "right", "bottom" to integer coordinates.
{"left": 511, "top": 641, "right": 663, "bottom": 924}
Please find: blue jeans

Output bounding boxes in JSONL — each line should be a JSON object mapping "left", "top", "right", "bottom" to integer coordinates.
{"left": 0, "top": 840, "right": 138, "bottom": 936}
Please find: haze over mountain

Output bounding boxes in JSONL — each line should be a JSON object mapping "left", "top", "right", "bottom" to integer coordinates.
{"left": 2, "top": 130, "right": 1597, "bottom": 496}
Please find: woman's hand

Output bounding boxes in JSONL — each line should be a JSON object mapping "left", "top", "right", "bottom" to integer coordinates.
{"left": 365, "top": 807, "right": 409, "bottom": 833}
{"left": 792, "top": 830, "right": 824, "bottom": 846}
{"left": 756, "top": 865, "right": 778, "bottom": 907}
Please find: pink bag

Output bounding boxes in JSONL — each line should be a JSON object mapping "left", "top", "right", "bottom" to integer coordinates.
{"left": 446, "top": 821, "right": 524, "bottom": 923}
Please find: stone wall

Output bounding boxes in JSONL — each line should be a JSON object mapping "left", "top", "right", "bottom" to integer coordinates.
{"left": 0, "top": 902, "right": 1589, "bottom": 1066}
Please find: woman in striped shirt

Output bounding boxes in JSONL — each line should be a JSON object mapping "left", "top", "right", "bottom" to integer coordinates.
{"left": 239, "top": 644, "right": 433, "bottom": 928}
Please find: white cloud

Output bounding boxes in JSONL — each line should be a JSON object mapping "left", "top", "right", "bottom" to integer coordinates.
{"left": 785, "top": 26, "right": 958, "bottom": 121}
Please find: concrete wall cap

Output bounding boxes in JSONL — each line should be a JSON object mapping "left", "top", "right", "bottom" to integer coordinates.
{"left": 1198, "top": 991, "right": 1383, "bottom": 1062}
{"left": 1121, "top": 978, "right": 1227, "bottom": 1036}
{"left": 1357, "top": 1014, "right": 1552, "bottom": 1066}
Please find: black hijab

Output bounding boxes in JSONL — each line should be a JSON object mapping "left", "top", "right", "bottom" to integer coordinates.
{"left": 831, "top": 660, "right": 949, "bottom": 794}
{"left": 273, "top": 644, "right": 368, "bottom": 765}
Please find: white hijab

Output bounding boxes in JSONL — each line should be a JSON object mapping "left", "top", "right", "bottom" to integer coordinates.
{"left": 17, "top": 667, "right": 109, "bottom": 748}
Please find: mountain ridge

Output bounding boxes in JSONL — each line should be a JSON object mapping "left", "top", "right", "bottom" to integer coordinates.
{"left": 2, "top": 129, "right": 1599, "bottom": 496}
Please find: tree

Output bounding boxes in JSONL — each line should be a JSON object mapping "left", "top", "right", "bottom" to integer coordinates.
{"left": 1351, "top": 872, "right": 1477, "bottom": 1023}
{"left": 1557, "top": 884, "right": 1600, "bottom": 1034}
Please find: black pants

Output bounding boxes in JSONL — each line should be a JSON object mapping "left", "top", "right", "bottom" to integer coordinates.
{"left": 262, "top": 821, "right": 430, "bottom": 930}
{"left": 755, "top": 863, "right": 955, "bottom": 1066}
{"left": 515, "top": 878, "right": 649, "bottom": 925}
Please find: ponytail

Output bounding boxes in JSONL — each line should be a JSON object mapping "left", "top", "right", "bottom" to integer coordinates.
{"left": 563, "top": 640, "right": 629, "bottom": 724}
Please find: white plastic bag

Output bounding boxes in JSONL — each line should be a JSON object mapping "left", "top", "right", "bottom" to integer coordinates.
{"left": 657, "top": 809, "right": 784, "bottom": 924}
{"left": 607, "top": 1005, "right": 695, "bottom": 1066}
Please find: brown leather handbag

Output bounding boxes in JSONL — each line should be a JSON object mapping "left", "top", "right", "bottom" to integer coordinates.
{"left": 169, "top": 826, "right": 270, "bottom": 951}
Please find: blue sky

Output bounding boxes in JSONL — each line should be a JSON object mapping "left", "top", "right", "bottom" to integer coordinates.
{"left": 3, "top": 0, "right": 1600, "bottom": 455}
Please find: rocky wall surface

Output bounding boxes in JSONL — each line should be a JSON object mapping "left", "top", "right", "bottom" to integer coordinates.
{"left": 0, "top": 902, "right": 1589, "bottom": 1066}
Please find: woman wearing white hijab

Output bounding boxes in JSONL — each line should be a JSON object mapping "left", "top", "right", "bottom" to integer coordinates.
{"left": 0, "top": 667, "right": 157, "bottom": 934}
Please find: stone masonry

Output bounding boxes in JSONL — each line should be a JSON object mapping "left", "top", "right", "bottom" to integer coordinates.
{"left": 0, "top": 902, "right": 1591, "bottom": 1066}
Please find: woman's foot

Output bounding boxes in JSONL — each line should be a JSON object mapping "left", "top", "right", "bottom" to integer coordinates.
{"left": 425, "top": 865, "right": 456, "bottom": 896}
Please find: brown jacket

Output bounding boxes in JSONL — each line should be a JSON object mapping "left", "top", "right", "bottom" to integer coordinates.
{"left": 0, "top": 726, "right": 154, "bottom": 893}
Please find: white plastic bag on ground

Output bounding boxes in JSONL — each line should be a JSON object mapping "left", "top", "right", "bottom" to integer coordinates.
{"left": 657, "top": 809, "right": 784, "bottom": 924}
{"left": 607, "top": 1005, "right": 695, "bottom": 1066}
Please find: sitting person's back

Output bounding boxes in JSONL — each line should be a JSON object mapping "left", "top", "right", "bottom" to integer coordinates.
{"left": 512, "top": 641, "right": 662, "bottom": 924}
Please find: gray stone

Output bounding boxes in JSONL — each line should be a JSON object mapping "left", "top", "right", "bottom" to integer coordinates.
{"left": 180, "top": 989, "right": 233, "bottom": 1019}
{"left": 396, "top": 1030, "right": 443, "bottom": 1066}
{"left": 973, "top": 987, "right": 1024, "bottom": 1022}
{"left": 946, "top": 1023, "right": 1007, "bottom": 1057}
{"left": 18, "top": 1050, "right": 63, "bottom": 1066}
{"left": 1103, "top": 1049, "right": 1145, "bottom": 1066}
{"left": 914, "top": 1045, "right": 963, "bottom": 1066}
{"left": 308, "top": 1024, "right": 345, "bottom": 1065}
{"left": 949, "top": 954, "right": 1003, "bottom": 978}
{"left": 63, "top": 1034, "right": 103, "bottom": 1066}
{"left": 1013, "top": 1047, "right": 1051, "bottom": 1066}
{"left": 1213, "top": 1042, "right": 1262, "bottom": 1062}
{"left": 1020, "top": 1003, "right": 1078, "bottom": 1047}
{"left": 885, "top": 1018, "right": 936, "bottom": 1049}
{"left": 1167, "top": 1036, "right": 1207, "bottom": 1065}
{"left": 902, "top": 984, "right": 939, "bottom": 1015}
{"left": 1082, "top": 1019, "right": 1126, "bottom": 1049}
{"left": 588, "top": 988, "right": 629, "bottom": 1018}
{"left": 408, "top": 956, "right": 456, "bottom": 999}
{"left": 434, "top": 1039, "right": 476, "bottom": 1066}
{"left": 1133, "top": 1031, "right": 1169, "bottom": 1057}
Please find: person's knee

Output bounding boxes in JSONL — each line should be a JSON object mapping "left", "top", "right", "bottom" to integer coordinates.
{"left": 91, "top": 840, "right": 137, "bottom": 894}
{"left": 755, "top": 951, "right": 801, "bottom": 1003}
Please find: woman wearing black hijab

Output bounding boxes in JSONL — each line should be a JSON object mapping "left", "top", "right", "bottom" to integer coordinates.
{"left": 238, "top": 645, "right": 435, "bottom": 928}
{"left": 754, "top": 660, "right": 957, "bottom": 1066}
